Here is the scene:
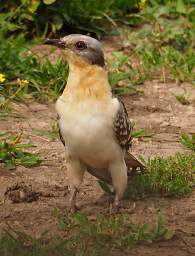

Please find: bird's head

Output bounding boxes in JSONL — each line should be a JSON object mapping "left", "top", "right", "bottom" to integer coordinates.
{"left": 44, "top": 34, "right": 105, "bottom": 68}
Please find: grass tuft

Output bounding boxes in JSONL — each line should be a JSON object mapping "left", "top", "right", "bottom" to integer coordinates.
{"left": 128, "top": 153, "right": 195, "bottom": 199}
{"left": 175, "top": 94, "right": 190, "bottom": 105}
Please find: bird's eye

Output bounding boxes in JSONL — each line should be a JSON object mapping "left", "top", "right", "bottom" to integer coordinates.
{"left": 75, "top": 41, "right": 87, "bottom": 50}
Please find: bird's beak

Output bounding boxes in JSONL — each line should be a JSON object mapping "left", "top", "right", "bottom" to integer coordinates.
{"left": 43, "top": 38, "right": 65, "bottom": 48}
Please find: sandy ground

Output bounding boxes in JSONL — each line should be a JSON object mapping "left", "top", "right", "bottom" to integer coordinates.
{"left": 0, "top": 43, "right": 195, "bottom": 255}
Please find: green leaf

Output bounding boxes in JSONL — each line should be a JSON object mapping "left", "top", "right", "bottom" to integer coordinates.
{"left": 53, "top": 15, "right": 63, "bottom": 30}
{"left": 14, "top": 144, "right": 36, "bottom": 149}
{"left": 109, "top": 72, "right": 129, "bottom": 86}
{"left": 0, "top": 151, "right": 9, "bottom": 160}
{"left": 176, "top": 0, "right": 187, "bottom": 14}
{"left": 180, "top": 133, "right": 195, "bottom": 152}
{"left": 132, "top": 129, "right": 151, "bottom": 138}
{"left": 28, "top": 0, "right": 41, "bottom": 13}
{"left": 19, "top": 154, "right": 42, "bottom": 167}
{"left": 32, "top": 129, "right": 58, "bottom": 141}
{"left": 5, "top": 160, "right": 16, "bottom": 170}
{"left": 163, "top": 229, "right": 175, "bottom": 240}
{"left": 43, "top": 0, "right": 56, "bottom": 5}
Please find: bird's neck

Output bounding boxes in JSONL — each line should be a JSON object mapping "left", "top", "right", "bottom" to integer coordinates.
{"left": 61, "top": 62, "right": 112, "bottom": 102}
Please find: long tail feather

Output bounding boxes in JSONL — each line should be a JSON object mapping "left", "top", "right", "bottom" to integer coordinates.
{"left": 125, "top": 152, "right": 146, "bottom": 170}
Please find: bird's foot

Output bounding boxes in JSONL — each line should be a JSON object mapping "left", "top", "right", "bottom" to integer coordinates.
{"left": 113, "top": 194, "right": 121, "bottom": 213}
{"left": 112, "top": 202, "right": 121, "bottom": 213}
{"left": 109, "top": 201, "right": 136, "bottom": 214}
{"left": 107, "top": 196, "right": 121, "bottom": 213}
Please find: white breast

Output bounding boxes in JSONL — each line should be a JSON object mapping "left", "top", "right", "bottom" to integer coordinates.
{"left": 56, "top": 96, "right": 121, "bottom": 168}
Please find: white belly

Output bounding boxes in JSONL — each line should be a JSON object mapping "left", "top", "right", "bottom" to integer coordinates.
{"left": 56, "top": 97, "right": 121, "bottom": 168}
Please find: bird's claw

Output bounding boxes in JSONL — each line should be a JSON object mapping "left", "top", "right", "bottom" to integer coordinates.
{"left": 113, "top": 203, "right": 121, "bottom": 213}
{"left": 109, "top": 201, "right": 136, "bottom": 214}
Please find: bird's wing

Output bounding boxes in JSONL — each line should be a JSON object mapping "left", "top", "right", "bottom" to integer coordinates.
{"left": 57, "top": 114, "right": 65, "bottom": 146}
{"left": 114, "top": 98, "right": 132, "bottom": 150}
{"left": 125, "top": 151, "right": 146, "bottom": 171}
{"left": 59, "top": 128, "right": 65, "bottom": 146}
{"left": 114, "top": 97, "right": 146, "bottom": 171}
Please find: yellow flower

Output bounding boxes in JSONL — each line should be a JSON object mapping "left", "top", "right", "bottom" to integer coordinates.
{"left": 17, "top": 78, "right": 29, "bottom": 87}
{"left": 139, "top": 0, "right": 147, "bottom": 9}
{"left": 0, "top": 73, "right": 6, "bottom": 83}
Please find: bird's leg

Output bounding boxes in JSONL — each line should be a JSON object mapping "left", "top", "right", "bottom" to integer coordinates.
{"left": 109, "top": 159, "right": 127, "bottom": 212}
{"left": 66, "top": 157, "right": 85, "bottom": 212}
{"left": 69, "top": 187, "right": 78, "bottom": 213}
{"left": 114, "top": 192, "right": 120, "bottom": 209}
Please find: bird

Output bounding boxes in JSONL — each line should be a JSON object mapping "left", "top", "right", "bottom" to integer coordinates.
{"left": 44, "top": 34, "right": 145, "bottom": 212}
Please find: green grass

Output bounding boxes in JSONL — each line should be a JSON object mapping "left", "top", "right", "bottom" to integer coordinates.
{"left": 0, "top": 108, "right": 25, "bottom": 120}
{"left": 0, "top": 132, "right": 42, "bottom": 170}
{"left": 108, "top": 51, "right": 144, "bottom": 95}
{"left": 175, "top": 94, "right": 191, "bottom": 105}
{"left": 0, "top": 34, "right": 135, "bottom": 105}
{"left": 109, "top": 0, "right": 195, "bottom": 95}
{"left": 180, "top": 133, "right": 195, "bottom": 152}
{"left": 127, "top": 153, "right": 195, "bottom": 199}
{"left": 1, "top": 1, "right": 194, "bottom": 103}
{"left": 99, "top": 153, "right": 195, "bottom": 199}
{"left": 32, "top": 121, "right": 59, "bottom": 141}
{"left": 0, "top": 35, "right": 69, "bottom": 104}
{"left": 132, "top": 129, "right": 151, "bottom": 139}
{"left": 0, "top": 209, "right": 174, "bottom": 256}
{"left": 0, "top": 0, "right": 141, "bottom": 38}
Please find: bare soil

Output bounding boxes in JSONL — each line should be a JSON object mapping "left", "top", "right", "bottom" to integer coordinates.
{"left": 0, "top": 43, "right": 195, "bottom": 255}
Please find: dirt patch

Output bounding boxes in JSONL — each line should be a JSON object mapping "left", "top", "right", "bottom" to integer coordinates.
{"left": 4, "top": 182, "right": 40, "bottom": 203}
{"left": 0, "top": 45, "right": 195, "bottom": 254}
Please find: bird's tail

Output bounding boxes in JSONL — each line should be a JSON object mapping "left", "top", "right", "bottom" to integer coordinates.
{"left": 125, "top": 152, "right": 146, "bottom": 171}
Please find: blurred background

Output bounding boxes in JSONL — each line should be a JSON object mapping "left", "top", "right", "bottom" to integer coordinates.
{"left": 0, "top": 0, "right": 194, "bottom": 102}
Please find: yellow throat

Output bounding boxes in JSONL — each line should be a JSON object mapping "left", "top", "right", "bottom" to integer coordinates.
{"left": 61, "top": 53, "right": 112, "bottom": 102}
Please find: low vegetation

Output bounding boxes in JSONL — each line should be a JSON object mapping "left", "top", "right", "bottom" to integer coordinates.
{"left": 129, "top": 153, "right": 195, "bottom": 198}
{"left": 110, "top": 2, "right": 195, "bottom": 91}
{"left": 98, "top": 153, "right": 195, "bottom": 199}
{"left": 0, "top": 0, "right": 194, "bottom": 105}
{"left": 180, "top": 133, "right": 195, "bottom": 152}
{"left": 0, "top": 36, "right": 68, "bottom": 103}
{"left": 175, "top": 94, "right": 191, "bottom": 105}
{"left": 0, "top": 209, "right": 174, "bottom": 256}
{"left": 0, "top": 0, "right": 141, "bottom": 38}
{"left": 100, "top": 132, "right": 195, "bottom": 199}
{"left": 0, "top": 132, "right": 41, "bottom": 170}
